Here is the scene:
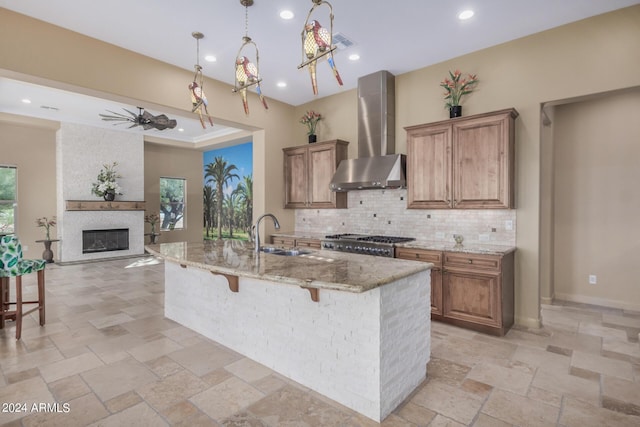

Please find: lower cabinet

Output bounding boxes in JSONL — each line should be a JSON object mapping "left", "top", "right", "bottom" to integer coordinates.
{"left": 396, "top": 248, "right": 514, "bottom": 336}
{"left": 396, "top": 248, "right": 443, "bottom": 319}
{"left": 270, "top": 236, "right": 321, "bottom": 249}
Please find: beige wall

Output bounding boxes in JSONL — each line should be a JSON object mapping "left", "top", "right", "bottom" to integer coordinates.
{"left": 143, "top": 142, "right": 204, "bottom": 244}
{"left": 0, "top": 118, "right": 58, "bottom": 258}
{"left": 294, "top": 6, "right": 640, "bottom": 326}
{"left": 552, "top": 89, "right": 640, "bottom": 310}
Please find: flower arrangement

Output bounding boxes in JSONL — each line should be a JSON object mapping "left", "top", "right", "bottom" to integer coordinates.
{"left": 299, "top": 110, "right": 322, "bottom": 136}
{"left": 35, "top": 216, "right": 56, "bottom": 241}
{"left": 91, "top": 162, "right": 123, "bottom": 198}
{"left": 144, "top": 212, "right": 160, "bottom": 234}
{"left": 440, "top": 70, "right": 478, "bottom": 108}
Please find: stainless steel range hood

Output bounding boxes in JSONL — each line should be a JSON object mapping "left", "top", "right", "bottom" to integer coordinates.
{"left": 330, "top": 70, "right": 405, "bottom": 191}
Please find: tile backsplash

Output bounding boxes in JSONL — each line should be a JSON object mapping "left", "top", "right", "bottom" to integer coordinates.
{"left": 295, "top": 189, "right": 516, "bottom": 246}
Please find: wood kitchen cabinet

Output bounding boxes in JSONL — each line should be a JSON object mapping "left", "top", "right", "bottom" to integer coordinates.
{"left": 270, "top": 236, "right": 321, "bottom": 249}
{"left": 405, "top": 108, "right": 518, "bottom": 209}
{"left": 283, "top": 139, "right": 349, "bottom": 209}
{"left": 270, "top": 236, "right": 296, "bottom": 248}
{"left": 397, "top": 248, "right": 514, "bottom": 336}
{"left": 396, "top": 247, "right": 443, "bottom": 319}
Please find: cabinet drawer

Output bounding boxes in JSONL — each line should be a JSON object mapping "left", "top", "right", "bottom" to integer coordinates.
{"left": 444, "top": 253, "right": 500, "bottom": 271}
{"left": 395, "top": 248, "right": 442, "bottom": 267}
{"left": 296, "top": 238, "right": 321, "bottom": 249}
{"left": 271, "top": 236, "right": 296, "bottom": 248}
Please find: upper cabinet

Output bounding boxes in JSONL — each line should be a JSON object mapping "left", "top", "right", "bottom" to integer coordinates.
{"left": 283, "top": 139, "right": 349, "bottom": 209}
{"left": 405, "top": 109, "right": 518, "bottom": 209}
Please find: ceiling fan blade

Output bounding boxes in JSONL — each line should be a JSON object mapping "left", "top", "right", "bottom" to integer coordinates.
{"left": 99, "top": 107, "right": 176, "bottom": 131}
{"left": 122, "top": 108, "right": 140, "bottom": 119}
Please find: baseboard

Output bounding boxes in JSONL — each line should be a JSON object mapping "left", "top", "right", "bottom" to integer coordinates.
{"left": 554, "top": 292, "right": 640, "bottom": 312}
{"left": 515, "top": 315, "right": 542, "bottom": 329}
{"left": 540, "top": 295, "right": 554, "bottom": 305}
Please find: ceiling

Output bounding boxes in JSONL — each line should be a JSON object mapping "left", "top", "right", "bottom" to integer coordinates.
{"left": 1, "top": 0, "right": 638, "bottom": 144}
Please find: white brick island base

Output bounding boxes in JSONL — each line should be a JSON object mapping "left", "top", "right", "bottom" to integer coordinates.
{"left": 164, "top": 260, "right": 431, "bottom": 422}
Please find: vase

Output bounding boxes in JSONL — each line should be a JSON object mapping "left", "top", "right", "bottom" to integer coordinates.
{"left": 308, "top": 134, "right": 317, "bottom": 144}
{"left": 104, "top": 191, "right": 116, "bottom": 201}
{"left": 449, "top": 105, "right": 462, "bottom": 118}
{"left": 149, "top": 233, "right": 158, "bottom": 244}
{"left": 42, "top": 240, "right": 54, "bottom": 263}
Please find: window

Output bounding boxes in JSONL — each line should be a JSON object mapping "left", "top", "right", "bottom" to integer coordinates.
{"left": 0, "top": 165, "right": 17, "bottom": 234}
{"left": 160, "top": 177, "right": 186, "bottom": 230}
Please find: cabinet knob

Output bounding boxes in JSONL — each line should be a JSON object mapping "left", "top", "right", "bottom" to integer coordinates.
{"left": 468, "top": 259, "right": 473, "bottom": 264}
{"left": 415, "top": 253, "right": 420, "bottom": 259}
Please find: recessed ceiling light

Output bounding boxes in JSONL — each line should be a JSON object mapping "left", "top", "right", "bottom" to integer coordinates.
{"left": 458, "top": 10, "right": 474, "bottom": 20}
{"left": 276, "top": 81, "right": 287, "bottom": 88}
{"left": 205, "top": 55, "right": 217, "bottom": 62}
{"left": 348, "top": 54, "right": 360, "bottom": 61}
{"left": 21, "top": 98, "right": 31, "bottom": 104}
{"left": 178, "top": 128, "right": 184, "bottom": 132}
{"left": 279, "top": 10, "right": 294, "bottom": 20}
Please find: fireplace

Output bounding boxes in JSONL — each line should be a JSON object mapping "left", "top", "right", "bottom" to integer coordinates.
{"left": 82, "top": 228, "right": 129, "bottom": 254}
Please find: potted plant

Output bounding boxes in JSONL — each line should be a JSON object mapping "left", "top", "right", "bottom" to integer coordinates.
{"left": 440, "top": 70, "right": 478, "bottom": 118}
{"left": 144, "top": 212, "right": 160, "bottom": 244}
{"left": 300, "top": 110, "right": 322, "bottom": 143}
{"left": 91, "top": 162, "right": 123, "bottom": 201}
{"left": 35, "top": 216, "right": 57, "bottom": 263}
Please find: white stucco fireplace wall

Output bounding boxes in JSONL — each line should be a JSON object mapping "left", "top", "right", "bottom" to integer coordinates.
{"left": 56, "top": 123, "right": 145, "bottom": 262}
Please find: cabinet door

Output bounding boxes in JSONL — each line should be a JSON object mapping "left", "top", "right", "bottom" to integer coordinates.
{"left": 271, "top": 236, "right": 296, "bottom": 248}
{"left": 452, "top": 113, "right": 513, "bottom": 208}
{"left": 307, "top": 144, "right": 338, "bottom": 208}
{"left": 395, "top": 248, "right": 443, "bottom": 318}
{"left": 430, "top": 268, "right": 443, "bottom": 318}
{"left": 443, "top": 268, "right": 501, "bottom": 328}
{"left": 407, "top": 123, "right": 452, "bottom": 208}
{"left": 296, "top": 238, "right": 321, "bottom": 249}
{"left": 284, "top": 147, "right": 308, "bottom": 208}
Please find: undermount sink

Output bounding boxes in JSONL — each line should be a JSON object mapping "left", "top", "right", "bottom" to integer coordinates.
{"left": 261, "top": 247, "right": 311, "bottom": 256}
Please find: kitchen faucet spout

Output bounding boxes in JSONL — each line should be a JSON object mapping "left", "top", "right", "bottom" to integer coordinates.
{"left": 253, "top": 213, "right": 280, "bottom": 252}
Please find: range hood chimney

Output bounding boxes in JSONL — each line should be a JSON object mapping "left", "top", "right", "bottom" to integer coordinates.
{"left": 330, "top": 70, "right": 405, "bottom": 191}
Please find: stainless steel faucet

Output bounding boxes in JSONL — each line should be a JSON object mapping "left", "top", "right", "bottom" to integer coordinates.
{"left": 253, "top": 213, "right": 280, "bottom": 252}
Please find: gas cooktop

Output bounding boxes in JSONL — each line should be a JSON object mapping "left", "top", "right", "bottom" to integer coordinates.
{"left": 322, "top": 234, "right": 415, "bottom": 257}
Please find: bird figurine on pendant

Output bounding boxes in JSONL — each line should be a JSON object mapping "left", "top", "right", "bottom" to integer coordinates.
{"left": 235, "top": 56, "right": 268, "bottom": 115}
{"left": 304, "top": 19, "right": 343, "bottom": 95}
{"left": 188, "top": 80, "right": 214, "bottom": 128}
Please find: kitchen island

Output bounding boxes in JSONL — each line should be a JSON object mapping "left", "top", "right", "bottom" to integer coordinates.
{"left": 146, "top": 240, "right": 432, "bottom": 422}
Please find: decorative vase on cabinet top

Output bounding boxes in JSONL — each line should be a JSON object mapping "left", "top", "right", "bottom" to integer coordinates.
{"left": 449, "top": 105, "right": 462, "bottom": 118}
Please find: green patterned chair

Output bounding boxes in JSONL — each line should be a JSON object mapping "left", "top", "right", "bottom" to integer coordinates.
{"left": 0, "top": 234, "right": 46, "bottom": 339}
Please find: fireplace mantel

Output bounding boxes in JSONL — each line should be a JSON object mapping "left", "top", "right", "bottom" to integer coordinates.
{"left": 65, "top": 200, "right": 146, "bottom": 211}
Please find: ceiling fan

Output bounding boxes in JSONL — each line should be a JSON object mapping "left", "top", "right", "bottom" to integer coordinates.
{"left": 99, "top": 107, "right": 177, "bottom": 131}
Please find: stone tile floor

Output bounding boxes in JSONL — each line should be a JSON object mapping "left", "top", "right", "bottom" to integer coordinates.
{"left": 1, "top": 256, "right": 639, "bottom": 426}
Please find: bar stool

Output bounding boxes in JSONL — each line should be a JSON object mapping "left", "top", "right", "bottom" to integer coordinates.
{"left": 0, "top": 235, "right": 46, "bottom": 339}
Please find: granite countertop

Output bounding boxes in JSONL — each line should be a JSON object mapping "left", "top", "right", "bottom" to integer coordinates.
{"left": 271, "top": 232, "right": 516, "bottom": 255}
{"left": 397, "top": 240, "right": 516, "bottom": 255}
{"left": 270, "top": 231, "right": 326, "bottom": 240}
{"left": 145, "top": 241, "right": 431, "bottom": 293}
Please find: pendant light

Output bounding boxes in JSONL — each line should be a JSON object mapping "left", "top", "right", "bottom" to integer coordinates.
{"left": 189, "top": 31, "right": 214, "bottom": 128}
{"left": 298, "top": 0, "right": 343, "bottom": 95}
{"left": 232, "top": 0, "right": 268, "bottom": 115}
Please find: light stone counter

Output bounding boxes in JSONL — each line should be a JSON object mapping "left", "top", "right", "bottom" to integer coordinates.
{"left": 270, "top": 231, "right": 326, "bottom": 240}
{"left": 271, "top": 232, "right": 516, "bottom": 256}
{"left": 145, "top": 240, "right": 431, "bottom": 293}
{"left": 397, "top": 240, "right": 516, "bottom": 255}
